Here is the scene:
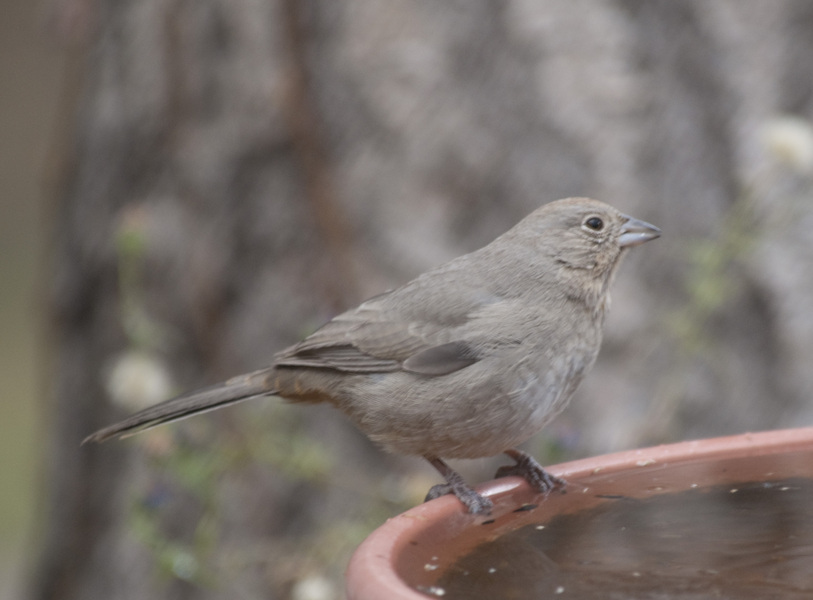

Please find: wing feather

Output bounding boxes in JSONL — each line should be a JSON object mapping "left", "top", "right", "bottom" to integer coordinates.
{"left": 274, "top": 276, "right": 504, "bottom": 375}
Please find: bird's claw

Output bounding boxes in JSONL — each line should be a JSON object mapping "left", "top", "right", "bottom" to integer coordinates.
{"left": 495, "top": 449, "right": 566, "bottom": 494}
{"left": 424, "top": 482, "right": 493, "bottom": 515}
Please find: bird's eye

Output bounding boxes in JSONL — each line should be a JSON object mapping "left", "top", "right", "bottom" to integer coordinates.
{"left": 584, "top": 216, "right": 604, "bottom": 231}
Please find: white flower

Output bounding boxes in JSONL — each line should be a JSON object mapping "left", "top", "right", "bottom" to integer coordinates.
{"left": 761, "top": 115, "right": 813, "bottom": 174}
{"left": 290, "top": 575, "right": 335, "bottom": 600}
{"left": 105, "top": 350, "right": 173, "bottom": 411}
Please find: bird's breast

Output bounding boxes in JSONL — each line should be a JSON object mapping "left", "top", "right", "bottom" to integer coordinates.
{"left": 509, "top": 343, "right": 597, "bottom": 429}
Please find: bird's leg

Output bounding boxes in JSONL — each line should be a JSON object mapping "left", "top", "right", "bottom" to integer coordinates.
{"left": 494, "top": 448, "right": 566, "bottom": 494}
{"left": 424, "top": 456, "right": 493, "bottom": 515}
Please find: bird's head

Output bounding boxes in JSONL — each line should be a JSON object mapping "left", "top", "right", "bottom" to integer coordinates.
{"left": 509, "top": 197, "right": 660, "bottom": 311}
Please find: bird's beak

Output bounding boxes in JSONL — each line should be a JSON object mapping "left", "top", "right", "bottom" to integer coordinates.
{"left": 618, "top": 214, "right": 661, "bottom": 248}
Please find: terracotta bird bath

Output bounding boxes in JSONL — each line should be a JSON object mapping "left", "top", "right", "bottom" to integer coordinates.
{"left": 347, "top": 428, "right": 813, "bottom": 599}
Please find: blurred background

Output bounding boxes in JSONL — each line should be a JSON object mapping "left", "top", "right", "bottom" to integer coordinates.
{"left": 1, "top": 1, "right": 64, "bottom": 599}
{"left": 3, "top": 1, "right": 813, "bottom": 599}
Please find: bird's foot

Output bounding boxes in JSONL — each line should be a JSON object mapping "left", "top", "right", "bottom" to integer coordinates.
{"left": 424, "top": 482, "right": 493, "bottom": 514}
{"left": 495, "top": 448, "right": 566, "bottom": 494}
{"left": 424, "top": 483, "right": 452, "bottom": 501}
{"left": 424, "top": 457, "right": 493, "bottom": 515}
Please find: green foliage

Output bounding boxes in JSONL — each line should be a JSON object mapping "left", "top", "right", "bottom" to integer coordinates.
{"left": 667, "top": 197, "right": 757, "bottom": 357}
{"left": 124, "top": 403, "right": 342, "bottom": 589}
{"left": 127, "top": 436, "right": 230, "bottom": 588}
{"left": 130, "top": 498, "right": 218, "bottom": 587}
{"left": 115, "top": 208, "right": 168, "bottom": 351}
{"left": 242, "top": 404, "right": 333, "bottom": 480}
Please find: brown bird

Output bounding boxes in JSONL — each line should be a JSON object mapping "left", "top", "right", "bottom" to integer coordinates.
{"left": 85, "top": 197, "right": 660, "bottom": 514}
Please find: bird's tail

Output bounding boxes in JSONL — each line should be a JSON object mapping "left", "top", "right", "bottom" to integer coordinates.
{"left": 82, "top": 368, "right": 276, "bottom": 444}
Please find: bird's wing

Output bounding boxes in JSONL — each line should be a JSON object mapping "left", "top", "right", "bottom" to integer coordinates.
{"left": 274, "top": 318, "right": 480, "bottom": 375}
{"left": 274, "top": 288, "right": 486, "bottom": 376}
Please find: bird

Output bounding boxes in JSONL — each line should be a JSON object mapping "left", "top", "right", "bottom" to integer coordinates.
{"left": 84, "top": 197, "right": 660, "bottom": 514}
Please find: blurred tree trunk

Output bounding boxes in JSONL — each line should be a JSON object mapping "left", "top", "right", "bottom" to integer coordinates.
{"left": 32, "top": 1, "right": 813, "bottom": 599}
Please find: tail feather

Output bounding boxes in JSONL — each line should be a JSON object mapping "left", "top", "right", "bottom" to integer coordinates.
{"left": 83, "top": 369, "right": 276, "bottom": 444}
